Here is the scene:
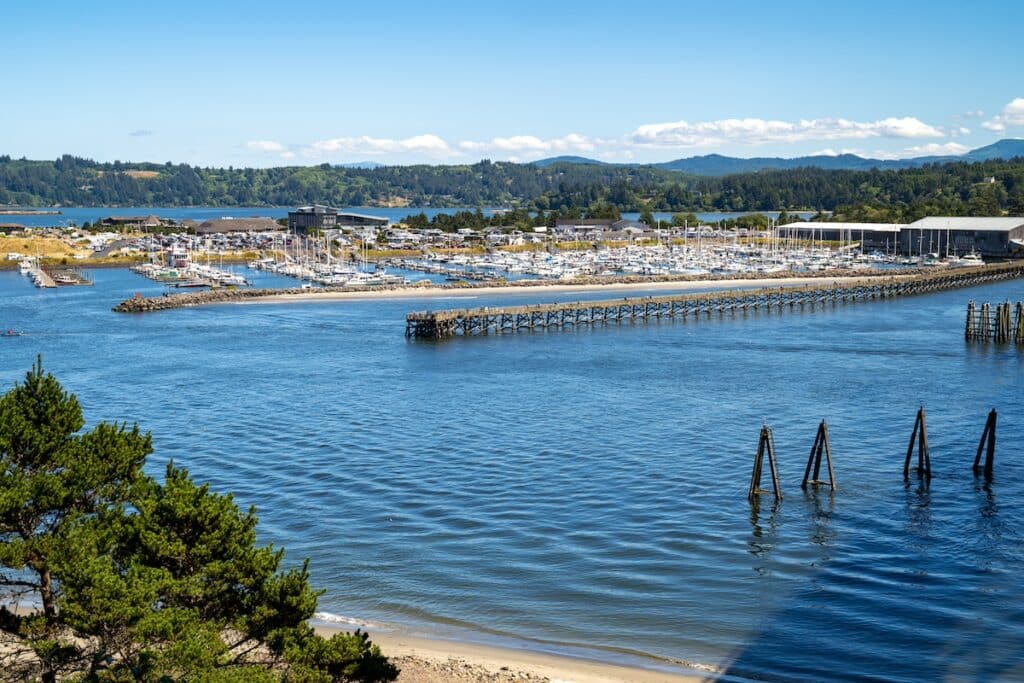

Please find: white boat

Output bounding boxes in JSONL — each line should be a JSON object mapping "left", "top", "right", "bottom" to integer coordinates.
{"left": 949, "top": 251, "right": 984, "bottom": 268}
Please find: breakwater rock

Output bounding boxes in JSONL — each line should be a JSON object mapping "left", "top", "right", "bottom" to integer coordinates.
{"left": 112, "top": 267, "right": 938, "bottom": 313}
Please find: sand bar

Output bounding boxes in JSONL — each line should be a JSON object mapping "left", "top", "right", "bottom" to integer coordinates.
{"left": 241, "top": 275, "right": 889, "bottom": 305}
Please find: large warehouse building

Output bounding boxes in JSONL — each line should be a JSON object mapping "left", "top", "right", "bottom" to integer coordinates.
{"left": 778, "top": 217, "right": 1024, "bottom": 257}
{"left": 901, "top": 217, "right": 1024, "bottom": 257}
{"left": 776, "top": 222, "right": 903, "bottom": 252}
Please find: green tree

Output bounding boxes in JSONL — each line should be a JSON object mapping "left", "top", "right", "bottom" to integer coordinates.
{"left": 639, "top": 206, "right": 656, "bottom": 227}
{"left": 671, "top": 212, "right": 699, "bottom": 227}
{"left": 0, "top": 360, "right": 397, "bottom": 683}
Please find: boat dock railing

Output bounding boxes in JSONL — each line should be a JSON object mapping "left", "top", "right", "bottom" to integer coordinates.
{"left": 406, "top": 262, "right": 1024, "bottom": 340}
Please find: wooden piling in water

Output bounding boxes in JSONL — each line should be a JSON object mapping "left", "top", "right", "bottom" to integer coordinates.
{"left": 903, "top": 407, "right": 932, "bottom": 479}
{"left": 973, "top": 409, "right": 997, "bottom": 479}
{"left": 802, "top": 420, "right": 836, "bottom": 490}
{"left": 749, "top": 425, "right": 783, "bottom": 501}
{"left": 964, "top": 299, "right": 1024, "bottom": 344}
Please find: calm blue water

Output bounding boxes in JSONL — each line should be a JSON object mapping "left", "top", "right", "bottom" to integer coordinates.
{"left": 1, "top": 269, "right": 1022, "bottom": 682}
{"left": 4, "top": 206, "right": 814, "bottom": 228}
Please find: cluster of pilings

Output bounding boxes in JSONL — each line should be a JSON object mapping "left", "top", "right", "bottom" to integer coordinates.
{"left": 406, "top": 262, "right": 1024, "bottom": 340}
{"left": 965, "top": 300, "right": 1024, "bottom": 343}
{"left": 748, "top": 408, "right": 1001, "bottom": 501}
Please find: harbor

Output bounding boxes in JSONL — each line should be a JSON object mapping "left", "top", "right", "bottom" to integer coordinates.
{"left": 17, "top": 257, "right": 92, "bottom": 288}
{"left": 5, "top": 263, "right": 1024, "bottom": 683}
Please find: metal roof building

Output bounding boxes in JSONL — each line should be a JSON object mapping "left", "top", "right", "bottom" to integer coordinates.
{"left": 778, "top": 221, "right": 904, "bottom": 251}
{"left": 903, "top": 216, "right": 1024, "bottom": 257}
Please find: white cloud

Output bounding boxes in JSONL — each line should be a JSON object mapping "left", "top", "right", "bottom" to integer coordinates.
{"left": 630, "top": 116, "right": 944, "bottom": 148}
{"left": 306, "top": 134, "right": 453, "bottom": 158}
{"left": 246, "top": 140, "right": 287, "bottom": 153}
{"left": 902, "top": 142, "right": 969, "bottom": 156}
{"left": 459, "top": 133, "right": 595, "bottom": 157}
{"left": 244, "top": 110, "right": 987, "bottom": 164}
{"left": 982, "top": 98, "right": 1024, "bottom": 133}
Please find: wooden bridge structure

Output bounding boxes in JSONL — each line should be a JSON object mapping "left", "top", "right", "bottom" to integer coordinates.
{"left": 406, "top": 262, "right": 1024, "bottom": 340}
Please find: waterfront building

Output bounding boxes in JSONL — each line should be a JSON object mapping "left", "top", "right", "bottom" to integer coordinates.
{"left": 100, "top": 215, "right": 165, "bottom": 229}
{"left": 287, "top": 206, "right": 388, "bottom": 233}
{"left": 901, "top": 216, "right": 1024, "bottom": 257}
{"left": 778, "top": 222, "right": 904, "bottom": 252}
{"left": 554, "top": 218, "right": 616, "bottom": 236}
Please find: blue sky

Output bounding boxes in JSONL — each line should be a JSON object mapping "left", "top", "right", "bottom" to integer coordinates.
{"left": 3, "top": 0, "right": 1022, "bottom": 166}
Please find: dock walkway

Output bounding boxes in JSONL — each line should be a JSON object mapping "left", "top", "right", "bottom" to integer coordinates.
{"left": 406, "top": 262, "right": 1024, "bottom": 340}
{"left": 29, "top": 266, "right": 56, "bottom": 288}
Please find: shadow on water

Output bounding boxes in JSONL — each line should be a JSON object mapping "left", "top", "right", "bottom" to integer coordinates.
{"left": 717, "top": 476, "right": 1024, "bottom": 683}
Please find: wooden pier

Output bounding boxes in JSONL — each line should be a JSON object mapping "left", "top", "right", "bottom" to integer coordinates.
{"left": 965, "top": 300, "right": 1024, "bottom": 343}
{"left": 406, "top": 262, "right": 1024, "bottom": 339}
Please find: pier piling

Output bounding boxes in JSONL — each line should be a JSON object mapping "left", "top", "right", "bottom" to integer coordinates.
{"left": 903, "top": 407, "right": 932, "bottom": 479}
{"left": 973, "top": 409, "right": 997, "bottom": 479}
{"left": 749, "top": 425, "right": 783, "bottom": 501}
{"left": 965, "top": 299, "right": 1024, "bottom": 344}
{"left": 405, "top": 263, "right": 1024, "bottom": 340}
{"left": 802, "top": 420, "right": 836, "bottom": 490}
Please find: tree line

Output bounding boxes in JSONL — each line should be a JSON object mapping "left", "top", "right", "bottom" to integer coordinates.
{"left": 1, "top": 154, "right": 1023, "bottom": 218}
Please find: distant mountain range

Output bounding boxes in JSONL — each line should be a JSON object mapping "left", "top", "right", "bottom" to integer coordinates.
{"left": 533, "top": 139, "right": 1024, "bottom": 176}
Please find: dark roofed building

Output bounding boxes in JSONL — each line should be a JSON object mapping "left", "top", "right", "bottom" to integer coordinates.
{"left": 101, "top": 215, "right": 164, "bottom": 229}
{"left": 288, "top": 206, "right": 388, "bottom": 233}
{"left": 194, "top": 217, "right": 283, "bottom": 234}
{"left": 288, "top": 205, "right": 338, "bottom": 232}
{"left": 554, "top": 218, "right": 616, "bottom": 234}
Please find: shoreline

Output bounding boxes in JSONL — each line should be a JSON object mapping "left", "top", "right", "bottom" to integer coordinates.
{"left": 313, "top": 622, "right": 711, "bottom": 683}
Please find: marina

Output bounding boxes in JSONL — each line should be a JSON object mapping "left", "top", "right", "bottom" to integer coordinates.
{"left": 17, "top": 257, "right": 92, "bottom": 288}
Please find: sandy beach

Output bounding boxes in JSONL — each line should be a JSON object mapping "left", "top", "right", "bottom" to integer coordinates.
{"left": 314, "top": 627, "right": 711, "bottom": 683}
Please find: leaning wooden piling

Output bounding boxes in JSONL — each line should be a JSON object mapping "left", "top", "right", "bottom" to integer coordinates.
{"left": 973, "top": 409, "right": 997, "bottom": 479}
{"left": 903, "top": 407, "right": 932, "bottom": 479}
{"left": 802, "top": 420, "right": 836, "bottom": 490}
{"left": 749, "top": 425, "right": 783, "bottom": 500}
{"left": 407, "top": 262, "right": 1024, "bottom": 340}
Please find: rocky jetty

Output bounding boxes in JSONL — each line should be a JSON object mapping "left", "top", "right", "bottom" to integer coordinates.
{"left": 112, "top": 267, "right": 932, "bottom": 314}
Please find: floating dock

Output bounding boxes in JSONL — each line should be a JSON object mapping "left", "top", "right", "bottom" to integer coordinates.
{"left": 406, "top": 262, "right": 1024, "bottom": 339}
{"left": 27, "top": 265, "right": 56, "bottom": 288}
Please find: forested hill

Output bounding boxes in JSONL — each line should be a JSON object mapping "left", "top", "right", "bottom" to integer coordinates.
{"left": 1, "top": 154, "right": 1023, "bottom": 220}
